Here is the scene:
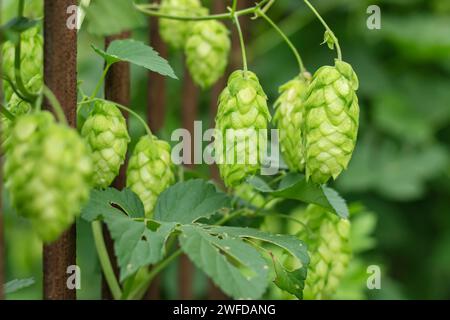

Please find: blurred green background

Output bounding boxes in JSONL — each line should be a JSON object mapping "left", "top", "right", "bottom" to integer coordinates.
{"left": 1, "top": 0, "right": 450, "bottom": 299}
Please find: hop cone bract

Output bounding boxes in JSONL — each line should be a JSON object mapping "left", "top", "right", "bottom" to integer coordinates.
{"left": 2, "top": 27, "right": 43, "bottom": 101}
{"left": 185, "top": 20, "right": 230, "bottom": 88}
{"left": 81, "top": 100, "right": 130, "bottom": 188}
{"left": 126, "top": 135, "right": 175, "bottom": 217}
{"left": 288, "top": 205, "right": 351, "bottom": 300}
{"left": 304, "top": 60, "right": 359, "bottom": 184}
{"left": 4, "top": 112, "right": 93, "bottom": 243}
{"left": 215, "top": 70, "right": 271, "bottom": 187}
{"left": 273, "top": 75, "right": 310, "bottom": 172}
{"left": 159, "top": 0, "right": 208, "bottom": 49}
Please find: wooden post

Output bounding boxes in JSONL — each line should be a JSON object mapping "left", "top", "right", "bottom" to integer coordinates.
{"left": 101, "top": 31, "right": 131, "bottom": 299}
{"left": 43, "top": 0, "right": 78, "bottom": 300}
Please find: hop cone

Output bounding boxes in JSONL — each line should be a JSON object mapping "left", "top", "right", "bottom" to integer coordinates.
{"left": 304, "top": 60, "right": 359, "bottom": 184}
{"left": 2, "top": 27, "right": 43, "bottom": 101}
{"left": 81, "top": 100, "right": 130, "bottom": 188}
{"left": 215, "top": 70, "right": 271, "bottom": 187}
{"left": 126, "top": 135, "right": 175, "bottom": 217}
{"left": 159, "top": 0, "right": 208, "bottom": 49}
{"left": 288, "top": 205, "right": 351, "bottom": 300}
{"left": 185, "top": 20, "right": 230, "bottom": 88}
{"left": 273, "top": 75, "right": 310, "bottom": 172}
{"left": 4, "top": 112, "right": 93, "bottom": 243}
{"left": 1, "top": 75, "right": 43, "bottom": 152}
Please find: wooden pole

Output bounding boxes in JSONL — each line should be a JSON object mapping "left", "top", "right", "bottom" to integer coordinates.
{"left": 101, "top": 31, "right": 131, "bottom": 299}
{"left": 43, "top": 0, "right": 78, "bottom": 300}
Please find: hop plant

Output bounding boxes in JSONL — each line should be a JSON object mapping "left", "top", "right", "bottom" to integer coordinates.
{"left": 215, "top": 70, "right": 271, "bottom": 187}
{"left": 159, "top": 0, "right": 208, "bottom": 49}
{"left": 273, "top": 74, "right": 311, "bottom": 172}
{"left": 126, "top": 135, "right": 175, "bottom": 217}
{"left": 303, "top": 60, "right": 359, "bottom": 184}
{"left": 288, "top": 205, "right": 351, "bottom": 300}
{"left": 2, "top": 27, "right": 43, "bottom": 101}
{"left": 1, "top": 74, "right": 43, "bottom": 151}
{"left": 185, "top": 20, "right": 231, "bottom": 88}
{"left": 4, "top": 112, "right": 93, "bottom": 243}
{"left": 81, "top": 100, "right": 130, "bottom": 188}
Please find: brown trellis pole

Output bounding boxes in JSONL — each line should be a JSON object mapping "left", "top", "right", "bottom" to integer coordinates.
{"left": 43, "top": 0, "right": 78, "bottom": 300}
{"left": 101, "top": 31, "right": 131, "bottom": 299}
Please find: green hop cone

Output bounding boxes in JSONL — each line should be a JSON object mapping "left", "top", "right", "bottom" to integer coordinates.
{"left": 159, "top": 0, "right": 208, "bottom": 49}
{"left": 81, "top": 100, "right": 130, "bottom": 188}
{"left": 288, "top": 205, "right": 351, "bottom": 300}
{"left": 215, "top": 70, "right": 271, "bottom": 187}
{"left": 4, "top": 112, "right": 93, "bottom": 243}
{"left": 273, "top": 74, "right": 311, "bottom": 172}
{"left": 185, "top": 20, "right": 230, "bottom": 88}
{"left": 2, "top": 27, "right": 43, "bottom": 101}
{"left": 126, "top": 135, "right": 175, "bottom": 217}
{"left": 303, "top": 60, "right": 359, "bottom": 184}
{"left": 1, "top": 74, "right": 43, "bottom": 152}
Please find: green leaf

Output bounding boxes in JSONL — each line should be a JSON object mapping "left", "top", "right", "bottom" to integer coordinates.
{"left": 84, "top": 0, "right": 145, "bottom": 36}
{"left": 179, "top": 225, "right": 269, "bottom": 299}
{"left": 0, "top": 17, "right": 39, "bottom": 44}
{"left": 81, "top": 188, "right": 145, "bottom": 222}
{"left": 154, "top": 180, "right": 231, "bottom": 224}
{"left": 247, "top": 173, "right": 349, "bottom": 219}
{"left": 206, "top": 226, "right": 309, "bottom": 299}
{"left": 92, "top": 39, "right": 177, "bottom": 79}
{"left": 105, "top": 212, "right": 177, "bottom": 281}
{"left": 4, "top": 278, "right": 35, "bottom": 294}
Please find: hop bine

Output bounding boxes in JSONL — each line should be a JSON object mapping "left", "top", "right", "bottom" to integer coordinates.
{"left": 4, "top": 112, "right": 93, "bottom": 243}
{"left": 126, "top": 135, "right": 176, "bottom": 217}
{"left": 288, "top": 204, "right": 351, "bottom": 300}
{"left": 159, "top": 0, "right": 208, "bottom": 49}
{"left": 304, "top": 60, "right": 359, "bottom": 184}
{"left": 185, "top": 20, "right": 231, "bottom": 88}
{"left": 81, "top": 100, "right": 130, "bottom": 188}
{"left": 273, "top": 74, "right": 311, "bottom": 172}
{"left": 215, "top": 70, "right": 271, "bottom": 187}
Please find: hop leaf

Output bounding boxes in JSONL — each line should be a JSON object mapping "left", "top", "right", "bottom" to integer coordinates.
{"left": 159, "top": 0, "right": 208, "bottom": 49}
{"left": 4, "top": 112, "right": 93, "bottom": 243}
{"left": 81, "top": 100, "right": 130, "bottom": 188}
{"left": 126, "top": 135, "right": 176, "bottom": 217}
{"left": 273, "top": 74, "right": 311, "bottom": 172}
{"left": 2, "top": 26, "right": 43, "bottom": 101}
{"left": 215, "top": 70, "right": 271, "bottom": 187}
{"left": 185, "top": 20, "right": 231, "bottom": 88}
{"left": 304, "top": 60, "right": 359, "bottom": 184}
{"left": 288, "top": 205, "right": 351, "bottom": 300}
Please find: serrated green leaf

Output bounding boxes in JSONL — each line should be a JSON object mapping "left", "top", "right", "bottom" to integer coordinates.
{"left": 81, "top": 188, "right": 145, "bottom": 222}
{"left": 84, "top": 0, "right": 144, "bottom": 36}
{"left": 92, "top": 39, "right": 177, "bottom": 79}
{"left": 4, "top": 278, "right": 35, "bottom": 294}
{"left": 105, "top": 212, "right": 177, "bottom": 281}
{"left": 272, "top": 259, "right": 307, "bottom": 299}
{"left": 154, "top": 180, "right": 231, "bottom": 224}
{"left": 247, "top": 173, "right": 349, "bottom": 219}
{"left": 179, "top": 225, "right": 269, "bottom": 299}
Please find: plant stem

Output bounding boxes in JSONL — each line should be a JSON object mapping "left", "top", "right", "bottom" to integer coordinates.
{"left": 257, "top": 9, "right": 306, "bottom": 74}
{"left": 90, "top": 63, "right": 111, "bottom": 100}
{"left": 303, "top": 0, "right": 342, "bottom": 61}
{"left": 91, "top": 221, "right": 123, "bottom": 300}
{"left": 233, "top": 13, "right": 248, "bottom": 73}
{"left": 231, "top": 0, "right": 238, "bottom": 15}
{"left": 42, "top": 86, "right": 67, "bottom": 124}
{"left": 126, "top": 248, "right": 183, "bottom": 300}
{"left": 0, "top": 103, "right": 15, "bottom": 121}
{"left": 134, "top": 0, "right": 270, "bottom": 21}
{"left": 109, "top": 101, "right": 153, "bottom": 137}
